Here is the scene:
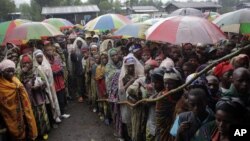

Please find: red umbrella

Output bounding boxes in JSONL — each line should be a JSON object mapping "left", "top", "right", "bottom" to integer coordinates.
{"left": 146, "top": 16, "right": 226, "bottom": 44}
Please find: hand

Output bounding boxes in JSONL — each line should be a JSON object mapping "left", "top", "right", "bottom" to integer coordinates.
{"left": 178, "top": 121, "right": 191, "bottom": 135}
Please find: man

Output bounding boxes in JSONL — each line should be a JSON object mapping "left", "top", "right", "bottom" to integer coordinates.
{"left": 223, "top": 67, "right": 250, "bottom": 106}
{"left": 171, "top": 87, "right": 214, "bottom": 141}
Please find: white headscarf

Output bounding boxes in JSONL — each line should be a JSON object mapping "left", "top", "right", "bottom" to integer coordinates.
{"left": 0, "top": 59, "right": 16, "bottom": 71}
{"left": 118, "top": 53, "right": 144, "bottom": 100}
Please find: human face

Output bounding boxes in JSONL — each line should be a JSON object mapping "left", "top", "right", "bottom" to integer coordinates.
{"left": 196, "top": 46, "right": 206, "bottom": 55}
{"left": 164, "top": 79, "right": 179, "bottom": 91}
{"left": 107, "top": 41, "right": 112, "bottom": 49}
{"left": 101, "top": 55, "right": 108, "bottom": 65}
{"left": 183, "top": 44, "right": 193, "bottom": 56}
{"left": 221, "top": 70, "right": 233, "bottom": 88}
{"left": 110, "top": 52, "right": 119, "bottom": 64}
{"left": 21, "top": 62, "right": 33, "bottom": 73}
{"left": 77, "top": 41, "right": 82, "bottom": 48}
{"left": 35, "top": 55, "right": 43, "bottom": 65}
{"left": 189, "top": 58, "right": 199, "bottom": 66}
{"left": 126, "top": 64, "right": 135, "bottom": 75}
{"left": 2, "top": 68, "right": 15, "bottom": 81}
{"left": 155, "top": 57, "right": 163, "bottom": 66}
{"left": 171, "top": 48, "right": 180, "bottom": 60}
{"left": 215, "top": 110, "right": 235, "bottom": 135}
{"left": 134, "top": 49, "right": 143, "bottom": 60}
{"left": 188, "top": 94, "right": 207, "bottom": 116}
{"left": 91, "top": 48, "right": 98, "bottom": 55}
{"left": 93, "top": 38, "right": 98, "bottom": 43}
{"left": 44, "top": 47, "right": 54, "bottom": 57}
{"left": 152, "top": 79, "right": 164, "bottom": 92}
{"left": 182, "top": 65, "right": 192, "bottom": 79}
{"left": 207, "top": 78, "right": 219, "bottom": 95}
{"left": 233, "top": 70, "right": 250, "bottom": 94}
{"left": 142, "top": 52, "right": 150, "bottom": 63}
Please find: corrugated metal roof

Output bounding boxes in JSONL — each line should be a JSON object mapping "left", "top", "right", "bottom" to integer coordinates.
{"left": 42, "top": 5, "right": 100, "bottom": 15}
{"left": 164, "top": 2, "right": 222, "bottom": 9}
{"left": 132, "top": 6, "right": 159, "bottom": 12}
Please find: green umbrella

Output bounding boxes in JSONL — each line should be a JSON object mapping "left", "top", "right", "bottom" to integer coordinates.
{"left": 213, "top": 9, "right": 250, "bottom": 34}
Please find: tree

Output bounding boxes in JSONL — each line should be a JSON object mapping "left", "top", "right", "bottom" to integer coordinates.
{"left": 19, "top": 3, "right": 32, "bottom": 20}
{"left": 0, "top": 0, "right": 16, "bottom": 21}
{"left": 99, "top": 0, "right": 111, "bottom": 14}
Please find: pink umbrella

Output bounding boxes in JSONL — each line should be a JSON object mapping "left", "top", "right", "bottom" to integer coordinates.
{"left": 146, "top": 16, "right": 226, "bottom": 44}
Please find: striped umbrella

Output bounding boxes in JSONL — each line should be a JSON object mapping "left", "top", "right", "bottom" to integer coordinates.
{"left": 43, "top": 18, "right": 74, "bottom": 30}
{"left": 5, "top": 22, "right": 63, "bottom": 43}
{"left": 0, "top": 19, "right": 30, "bottom": 45}
{"left": 213, "top": 9, "right": 250, "bottom": 34}
{"left": 146, "top": 16, "right": 226, "bottom": 44}
{"left": 114, "top": 23, "right": 151, "bottom": 39}
{"left": 84, "top": 14, "right": 132, "bottom": 31}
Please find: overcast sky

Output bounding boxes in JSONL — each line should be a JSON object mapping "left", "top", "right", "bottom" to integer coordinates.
{"left": 14, "top": 0, "right": 218, "bottom": 7}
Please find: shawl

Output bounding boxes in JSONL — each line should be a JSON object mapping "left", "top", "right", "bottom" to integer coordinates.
{"left": 0, "top": 76, "right": 37, "bottom": 140}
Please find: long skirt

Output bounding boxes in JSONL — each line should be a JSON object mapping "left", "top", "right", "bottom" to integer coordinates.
{"left": 33, "top": 104, "right": 50, "bottom": 136}
{"left": 131, "top": 104, "right": 148, "bottom": 141}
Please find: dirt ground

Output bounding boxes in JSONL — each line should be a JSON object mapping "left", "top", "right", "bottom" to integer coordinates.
{"left": 48, "top": 101, "right": 116, "bottom": 141}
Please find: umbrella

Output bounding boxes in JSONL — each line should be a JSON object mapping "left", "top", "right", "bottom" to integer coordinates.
{"left": 114, "top": 23, "right": 151, "bottom": 39}
{"left": 146, "top": 16, "right": 226, "bottom": 44}
{"left": 43, "top": 18, "right": 74, "bottom": 30}
{"left": 143, "top": 18, "right": 164, "bottom": 25}
{"left": 0, "top": 19, "right": 30, "bottom": 45}
{"left": 204, "top": 11, "right": 220, "bottom": 21}
{"left": 170, "top": 8, "right": 204, "bottom": 17}
{"left": 5, "top": 22, "right": 63, "bottom": 43}
{"left": 213, "top": 9, "right": 250, "bottom": 34}
{"left": 84, "top": 14, "right": 132, "bottom": 31}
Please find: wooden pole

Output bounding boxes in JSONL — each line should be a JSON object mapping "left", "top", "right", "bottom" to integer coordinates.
{"left": 97, "top": 44, "right": 250, "bottom": 107}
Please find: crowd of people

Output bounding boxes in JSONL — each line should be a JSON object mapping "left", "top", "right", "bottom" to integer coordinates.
{"left": 0, "top": 27, "right": 250, "bottom": 141}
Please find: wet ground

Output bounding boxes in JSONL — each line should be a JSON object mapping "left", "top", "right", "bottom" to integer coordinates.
{"left": 48, "top": 101, "right": 116, "bottom": 141}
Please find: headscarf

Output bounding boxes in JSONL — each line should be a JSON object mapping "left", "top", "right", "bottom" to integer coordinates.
{"left": 213, "top": 61, "right": 233, "bottom": 78}
{"left": 160, "top": 57, "right": 174, "bottom": 69}
{"left": 164, "top": 67, "right": 182, "bottom": 81}
{"left": 33, "top": 49, "right": 61, "bottom": 119}
{"left": 129, "top": 44, "right": 142, "bottom": 53}
{"left": 0, "top": 59, "right": 16, "bottom": 72}
{"left": 118, "top": 53, "right": 144, "bottom": 96}
{"left": 186, "top": 73, "right": 211, "bottom": 96}
{"left": 230, "top": 54, "right": 249, "bottom": 68}
{"left": 21, "top": 54, "right": 32, "bottom": 63}
{"left": 150, "top": 67, "right": 165, "bottom": 82}
{"left": 72, "top": 37, "right": 88, "bottom": 52}
{"left": 100, "top": 39, "right": 114, "bottom": 54}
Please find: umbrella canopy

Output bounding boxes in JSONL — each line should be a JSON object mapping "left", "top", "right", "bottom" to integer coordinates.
{"left": 170, "top": 8, "right": 204, "bottom": 17}
{"left": 5, "top": 22, "right": 63, "bottom": 43}
{"left": 0, "top": 19, "right": 30, "bottom": 45}
{"left": 85, "top": 14, "right": 132, "bottom": 31}
{"left": 43, "top": 18, "right": 74, "bottom": 30}
{"left": 114, "top": 23, "right": 151, "bottom": 39}
{"left": 143, "top": 18, "right": 164, "bottom": 25}
{"left": 146, "top": 16, "right": 226, "bottom": 44}
{"left": 204, "top": 12, "right": 220, "bottom": 21}
{"left": 213, "top": 9, "right": 250, "bottom": 34}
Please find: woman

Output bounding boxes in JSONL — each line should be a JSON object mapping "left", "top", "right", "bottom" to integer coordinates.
{"left": 33, "top": 49, "right": 61, "bottom": 125}
{"left": 192, "top": 97, "right": 247, "bottom": 141}
{"left": 119, "top": 53, "right": 144, "bottom": 141}
{"left": 156, "top": 67, "right": 183, "bottom": 141}
{"left": 105, "top": 48, "right": 122, "bottom": 137}
{"left": 0, "top": 59, "right": 37, "bottom": 140}
{"left": 19, "top": 55, "right": 50, "bottom": 139}
{"left": 95, "top": 53, "right": 109, "bottom": 120}
{"left": 43, "top": 43, "right": 70, "bottom": 119}
{"left": 100, "top": 39, "right": 114, "bottom": 54}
